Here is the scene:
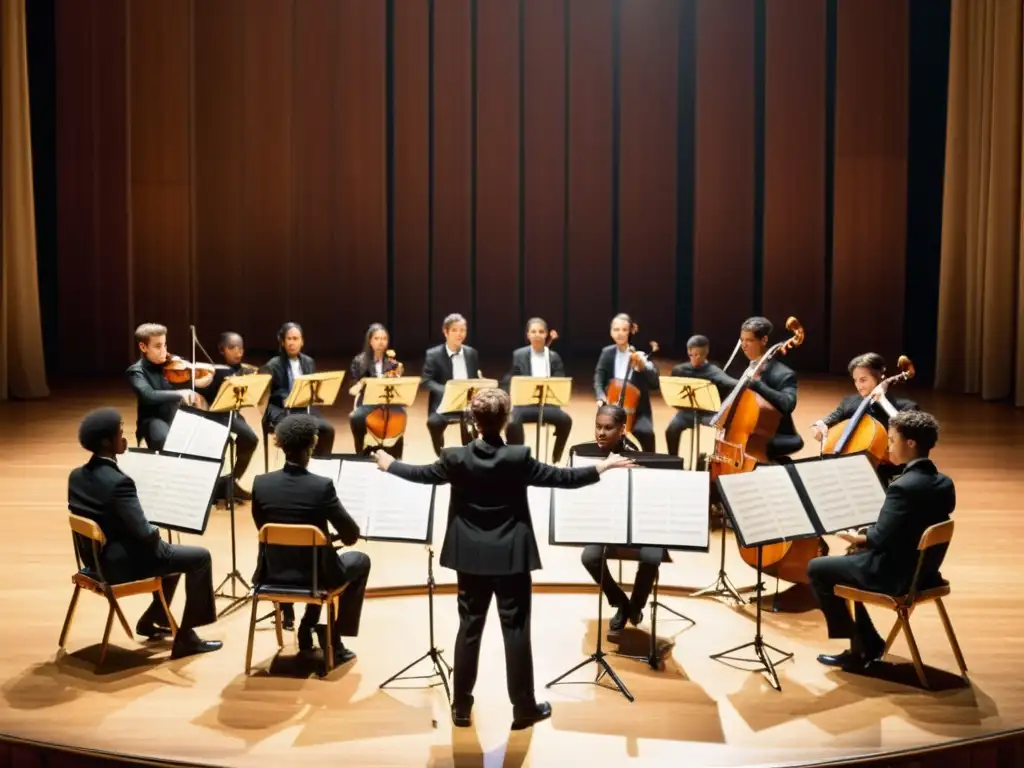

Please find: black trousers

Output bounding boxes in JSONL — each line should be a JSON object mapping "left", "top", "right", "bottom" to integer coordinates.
{"left": 136, "top": 544, "right": 217, "bottom": 633}
{"left": 453, "top": 571, "right": 536, "bottom": 710}
{"left": 807, "top": 555, "right": 885, "bottom": 653}
{"left": 224, "top": 414, "right": 258, "bottom": 479}
{"left": 426, "top": 411, "right": 473, "bottom": 457}
{"left": 766, "top": 433, "right": 804, "bottom": 462}
{"left": 630, "top": 415, "right": 656, "bottom": 452}
{"left": 266, "top": 410, "right": 336, "bottom": 456}
{"left": 280, "top": 551, "right": 371, "bottom": 641}
{"left": 581, "top": 545, "right": 663, "bottom": 614}
{"left": 505, "top": 405, "right": 573, "bottom": 463}
{"left": 349, "top": 405, "right": 406, "bottom": 458}
{"left": 665, "top": 409, "right": 714, "bottom": 458}
{"left": 139, "top": 418, "right": 172, "bottom": 451}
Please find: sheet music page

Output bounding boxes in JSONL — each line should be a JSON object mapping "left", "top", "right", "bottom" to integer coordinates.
{"left": 629, "top": 468, "right": 709, "bottom": 548}
{"left": 337, "top": 460, "right": 376, "bottom": 533}
{"left": 717, "top": 466, "right": 813, "bottom": 546}
{"left": 162, "top": 410, "right": 229, "bottom": 460}
{"left": 117, "top": 451, "right": 220, "bottom": 533}
{"left": 366, "top": 471, "right": 434, "bottom": 541}
{"left": 307, "top": 458, "right": 342, "bottom": 485}
{"left": 553, "top": 470, "right": 628, "bottom": 545}
{"left": 794, "top": 455, "right": 885, "bottom": 532}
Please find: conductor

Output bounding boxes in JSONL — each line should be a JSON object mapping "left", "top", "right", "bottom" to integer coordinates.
{"left": 375, "top": 388, "right": 632, "bottom": 730}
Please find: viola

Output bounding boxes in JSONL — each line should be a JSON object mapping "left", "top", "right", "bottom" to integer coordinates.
{"left": 162, "top": 354, "right": 224, "bottom": 410}
{"left": 364, "top": 350, "right": 409, "bottom": 447}
{"left": 604, "top": 322, "right": 660, "bottom": 434}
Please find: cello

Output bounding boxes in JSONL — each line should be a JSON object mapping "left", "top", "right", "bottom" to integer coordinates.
{"left": 604, "top": 322, "right": 660, "bottom": 435}
{"left": 363, "top": 350, "right": 408, "bottom": 451}
{"left": 708, "top": 317, "right": 821, "bottom": 581}
{"left": 823, "top": 355, "right": 916, "bottom": 464}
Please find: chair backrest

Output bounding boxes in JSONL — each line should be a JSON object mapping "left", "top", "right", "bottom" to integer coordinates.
{"left": 258, "top": 523, "right": 328, "bottom": 547}
{"left": 918, "top": 520, "right": 954, "bottom": 550}
{"left": 69, "top": 513, "right": 106, "bottom": 545}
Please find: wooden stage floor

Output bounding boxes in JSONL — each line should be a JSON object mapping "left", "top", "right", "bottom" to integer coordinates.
{"left": 1, "top": 375, "right": 1022, "bottom": 767}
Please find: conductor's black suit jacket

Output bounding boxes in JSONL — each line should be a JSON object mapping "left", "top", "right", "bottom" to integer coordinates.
{"left": 387, "top": 438, "right": 599, "bottom": 575}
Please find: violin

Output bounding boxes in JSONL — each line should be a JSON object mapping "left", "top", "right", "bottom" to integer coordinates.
{"left": 823, "top": 355, "right": 916, "bottom": 464}
{"left": 364, "top": 350, "right": 409, "bottom": 448}
{"left": 162, "top": 354, "right": 221, "bottom": 410}
{"left": 604, "top": 322, "right": 660, "bottom": 434}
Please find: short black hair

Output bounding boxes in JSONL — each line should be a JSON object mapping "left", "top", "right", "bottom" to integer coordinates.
{"left": 78, "top": 408, "right": 122, "bottom": 453}
{"left": 597, "top": 404, "right": 627, "bottom": 428}
{"left": 890, "top": 411, "right": 940, "bottom": 455}
{"left": 687, "top": 334, "right": 709, "bottom": 349}
{"left": 274, "top": 414, "right": 319, "bottom": 458}
{"left": 847, "top": 352, "right": 885, "bottom": 377}
{"left": 219, "top": 331, "right": 243, "bottom": 348}
{"left": 741, "top": 316, "right": 773, "bottom": 339}
{"left": 278, "top": 322, "right": 303, "bottom": 342}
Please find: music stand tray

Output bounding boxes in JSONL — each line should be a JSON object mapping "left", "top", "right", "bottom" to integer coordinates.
{"left": 359, "top": 377, "right": 420, "bottom": 450}
{"left": 660, "top": 376, "right": 721, "bottom": 469}
{"left": 284, "top": 371, "right": 345, "bottom": 411}
{"left": 437, "top": 378, "right": 499, "bottom": 414}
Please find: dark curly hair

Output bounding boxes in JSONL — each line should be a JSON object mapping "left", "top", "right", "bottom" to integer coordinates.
{"left": 890, "top": 411, "right": 940, "bottom": 455}
{"left": 468, "top": 388, "right": 510, "bottom": 436}
{"left": 597, "top": 404, "right": 627, "bottom": 428}
{"left": 274, "top": 414, "right": 319, "bottom": 460}
{"left": 78, "top": 408, "right": 123, "bottom": 453}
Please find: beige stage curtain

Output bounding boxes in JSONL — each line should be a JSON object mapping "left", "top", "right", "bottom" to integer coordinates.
{"left": 1, "top": 0, "right": 49, "bottom": 400}
{"left": 936, "top": 0, "right": 1024, "bottom": 405}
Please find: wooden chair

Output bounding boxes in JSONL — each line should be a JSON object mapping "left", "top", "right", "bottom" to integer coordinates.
{"left": 59, "top": 513, "right": 178, "bottom": 666}
{"left": 245, "top": 523, "right": 349, "bottom": 676}
{"left": 834, "top": 520, "right": 968, "bottom": 688}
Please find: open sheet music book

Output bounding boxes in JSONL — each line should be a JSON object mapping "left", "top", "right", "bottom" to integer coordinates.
{"left": 715, "top": 452, "right": 886, "bottom": 548}
{"left": 117, "top": 448, "right": 221, "bottom": 534}
{"left": 161, "top": 405, "right": 230, "bottom": 461}
{"left": 321, "top": 454, "right": 436, "bottom": 543}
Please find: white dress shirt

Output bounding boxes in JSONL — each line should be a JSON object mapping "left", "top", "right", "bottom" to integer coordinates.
{"left": 447, "top": 345, "right": 468, "bottom": 380}
{"left": 529, "top": 348, "right": 550, "bottom": 377}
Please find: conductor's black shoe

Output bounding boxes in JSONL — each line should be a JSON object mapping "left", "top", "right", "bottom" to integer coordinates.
{"left": 511, "top": 701, "right": 552, "bottom": 730}
{"left": 451, "top": 703, "right": 473, "bottom": 728}
{"left": 609, "top": 606, "right": 629, "bottom": 632}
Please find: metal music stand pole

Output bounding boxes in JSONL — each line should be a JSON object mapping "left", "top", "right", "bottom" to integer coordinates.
{"left": 214, "top": 387, "right": 252, "bottom": 617}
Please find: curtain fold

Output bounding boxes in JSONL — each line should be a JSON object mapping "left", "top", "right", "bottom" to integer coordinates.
{"left": 1, "top": 0, "right": 49, "bottom": 400}
{"left": 936, "top": 0, "right": 1023, "bottom": 405}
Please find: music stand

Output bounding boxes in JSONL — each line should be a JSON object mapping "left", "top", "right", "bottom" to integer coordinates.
{"left": 438, "top": 378, "right": 498, "bottom": 444}
{"left": 659, "top": 376, "right": 720, "bottom": 470}
{"left": 509, "top": 376, "right": 572, "bottom": 462}
{"left": 209, "top": 373, "right": 272, "bottom": 617}
{"left": 284, "top": 371, "right": 345, "bottom": 413}
{"left": 358, "top": 376, "right": 420, "bottom": 452}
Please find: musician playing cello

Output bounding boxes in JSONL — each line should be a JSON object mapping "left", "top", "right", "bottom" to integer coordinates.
{"left": 347, "top": 323, "right": 406, "bottom": 459}
{"left": 594, "top": 313, "right": 659, "bottom": 452}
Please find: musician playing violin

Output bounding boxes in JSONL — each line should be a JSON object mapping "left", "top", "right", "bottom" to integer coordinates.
{"left": 664, "top": 335, "right": 733, "bottom": 458}
{"left": 126, "top": 323, "right": 212, "bottom": 452}
{"left": 347, "top": 323, "right": 405, "bottom": 459}
{"left": 502, "top": 317, "right": 573, "bottom": 464}
{"left": 594, "top": 313, "right": 659, "bottom": 452}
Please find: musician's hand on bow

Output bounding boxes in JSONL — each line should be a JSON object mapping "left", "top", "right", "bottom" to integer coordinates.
{"left": 869, "top": 381, "right": 889, "bottom": 402}
{"left": 812, "top": 420, "right": 828, "bottom": 442}
{"left": 375, "top": 451, "right": 395, "bottom": 472}
{"left": 596, "top": 454, "right": 636, "bottom": 473}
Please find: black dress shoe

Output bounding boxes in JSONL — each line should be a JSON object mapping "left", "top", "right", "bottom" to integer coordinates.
{"left": 817, "top": 649, "right": 857, "bottom": 667}
{"left": 451, "top": 705, "right": 472, "bottom": 728}
{"left": 817, "top": 647, "right": 882, "bottom": 671}
{"left": 297, "top": 624, "right": 315, "bottom": 653}
{"left": 629, "top": 607, "right": 644, "bottom": 627}
{"left": 314, "top": 626, "right": 356, "bottom": 665}
{"left": 511, "top": 701, "right": 552, "bottom": 730}
{"left": 136, "top": 621, "right": 172, "bottom": 640}
{"left": 609, "top": 606, "right": 629, "bottom": 632}
{"left": 170, "top": 635, "right": 223, "bottom": 660}
{"left": 232, "top": 482, "right": 253, "bottom": 501}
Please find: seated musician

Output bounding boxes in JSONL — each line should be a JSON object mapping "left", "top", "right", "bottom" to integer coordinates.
{"left": 251, "top": 414, "right": 370, "bottom": 662}
{"left": 664, "top": 335, "right": 733, "bottom": 458}
{"left": 807, "top": 411, "right": 955, "bottom": 671}
{"left": 502, "top": 317, "right": 573, "bottom": 464}
{"left": 347, "top": 323, "right": 406, "bottom": 458}
{"left": 594, "top": 313, "right": 659, "bottom": 452}
{"left": 812, "top": 352, "right": 918, "bottom": 484}
{"left": 726, "top": 316, "right": 803, "bottom": 461}
{"left": 422, "top": 313, "right": 481, "bottom": 457}
{"left": 263, "top": 322, "right": 336, "bottom": 457}
{"left": 579, "top": 405, "right": 661, "bottom": 631}
{"left": 68, "top": 408, "right": 221, "bottom": 659}
{"left": 196, "top": 331, "right": 259, "bottom": 501}
{"left": 127, "top": 323, "right": 213, "bottom": 451}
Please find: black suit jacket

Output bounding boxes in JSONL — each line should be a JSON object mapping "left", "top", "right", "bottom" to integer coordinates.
{"left": 421, "top": 344, "right": 482, "bottom": 414}
{"left": 847, "top": 459, "right": 955, "bottom": 594}
{"left": 265, "top": 353, "right": 317, "bottom": 424}
{"left": 721, "top": 359, "right": 799, "bottom": 437}
{"left": 823, "top": 393, "right": 918, "bottom": 431}
{"left": 67, "top": 456, "right": 168, "bottom": 583}
{"left": 388, "top": 438, "right": 600, "bottom": 575}
{"left": 126, "top": 358, "right": 182, "bottom": 432}
{"left": 250, "top": 464, "right": 361, "bottom": 588}
{"left": 501, "top": 346, "right": 566, "bottom": 391}
{"left": 593, "top": 345, "right": 660, "bottom": 420}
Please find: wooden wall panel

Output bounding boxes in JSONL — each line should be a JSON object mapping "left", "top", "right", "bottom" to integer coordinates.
{"left": 475, "top": 0, "right": 521, "bottom": 353}
{"left": 763, "top": 0, "right": 827, "bottom": 369}
{"left": 242, "top": 0, "right": 294, "bottom": 350}
{"left": 522, "top": 0, "right": 567, "bottom": 336}
{"left": 618, "top": 0, "right": 679, "bottom": 347}
{"left": 336, "top": 1, "right": 388, "bottom": 340}
{"left": 566, "top": 0, "right": 614, "bottom": 352}
{"left": 693, "top": 0, "right": 755, "bottom": 352}
{"left": 431, "top": 1, "right": 473, "bottom": 331}
{"left": 392, "top": 0, "right": 431, "bottom": 353}
{"left": 193, "top": 0, "right": 245, "bottom": 348}
{"left": 832, "top": 0, "right": 908, "bottom": 372}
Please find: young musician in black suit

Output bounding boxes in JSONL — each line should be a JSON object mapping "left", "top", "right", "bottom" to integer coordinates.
{"left": 68, "top": 408, "right": 222, "bottom": 659}
{"left": 422, "top": 313, "right": 481, "bottom": 457}
{"left": 126, "top": 323, "right": 213, "bottom": 451}
{"left": 594, "top": 313, "right": 660, "bottom": 452}
{"left": 807, "top": 411, "right": 955, "bottom": 671}
{"left": 579, "top": 405, "right": 665, "bottom": 631}
{"left": 251, "top": 414, "right": 370, "bottom": 662}
{"left": 347, "top": 323, "right": 405, "bottom": 458}
{"left": 196, "top": 331, "right": 259, "bottom": 501}
{"left": 664, "top": 335, "right": 734, "bottom": 458}
{"left": 502, "top": 317, "right": 573, "bottom": 464}
{"left": 376, "top": 389, "right": 632, "bottom": 730}
{"left": 263, "top": 322, "right": 336, "bottom": 456}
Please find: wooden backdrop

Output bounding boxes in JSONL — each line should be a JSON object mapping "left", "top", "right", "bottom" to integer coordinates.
{"left": 52, "top": 0, "right": 913, "bottom": 374}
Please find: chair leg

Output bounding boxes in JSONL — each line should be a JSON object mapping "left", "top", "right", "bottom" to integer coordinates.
{"left": 263, "top": 433, "right": 269, "bottom": 473}
{"left": 245, "top": 598, "right": 259, "bottom": 675}
{"left": 98, "top": 604, "right": 116, "bottom": 667}
{"left": 273, "top": 603, "right": 284, "bottom": 647}
{"left": 898, "top": 610, "right": 929, "bottom": 689}
{"left": 157, "top": 584, "right": 178, "bottom": 638}
{"left": 110, "top": 596, "right": 133, "bottom": 640}
{"left": 883, "top": 616, "right": 903, "bottom": 655}
{"left": 324, "top": 600, "right": 335, "bottom": 676}
{"left": 58, "top": 585, "right": 82, "bottom": 650}
{"left": 935, "top": 598, "right": 969, "bottom": 681}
